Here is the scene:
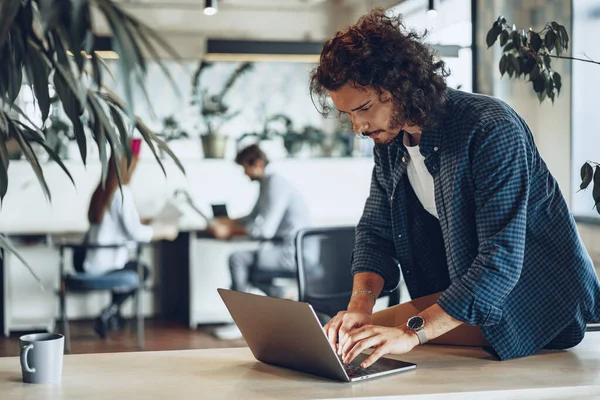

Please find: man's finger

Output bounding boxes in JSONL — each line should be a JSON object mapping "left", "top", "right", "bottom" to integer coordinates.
{"left": 344, "top": 335, "right": 382, "bottom": 365}
{"left": 326, "top": 318, "right": 342, "bottom": 352}
{"left": 360, "top": 346, "right": 388, "bottom": 368}
{"left": 337, "top": 319, "right": 356, "bottom": 354}
{"left": 340, "top": 326, "right": 371, "bottom": 358}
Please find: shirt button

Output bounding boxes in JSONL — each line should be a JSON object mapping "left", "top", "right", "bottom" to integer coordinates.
{"left": 390, "top": 196, "right": 394, "bottom": 201}
{"left": 398, "top": 234, "right": 402, "bottom": 238}
{"left": 402, "top": 157, "right": 406, "bottom": 162}
{"left": 434, "top": 146, "right": 439, "bottom": 151}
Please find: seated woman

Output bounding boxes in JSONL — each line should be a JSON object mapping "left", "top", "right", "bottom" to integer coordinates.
{"left": 84, "top": 150, "right": 178, "bottom": 338}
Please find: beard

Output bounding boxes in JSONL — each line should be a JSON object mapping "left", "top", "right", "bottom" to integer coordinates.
{"left": 372, "top": 102, "right": 406, "bottom": 147}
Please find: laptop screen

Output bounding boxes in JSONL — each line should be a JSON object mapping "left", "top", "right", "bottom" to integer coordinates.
{"left": 211, "top": 204, "right": 229, "bottom": 218}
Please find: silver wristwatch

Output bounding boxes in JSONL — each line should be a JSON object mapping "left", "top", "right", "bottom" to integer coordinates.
{"left": 406, "top": 315, "right": 428, "bottom": 344}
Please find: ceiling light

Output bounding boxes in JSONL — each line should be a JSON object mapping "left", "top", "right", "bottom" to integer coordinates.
{"left": 204, "top": 0, "right": 218, "bottom": 16}
{"left": 427, "top": 0, "right": 438, "bottom": 18}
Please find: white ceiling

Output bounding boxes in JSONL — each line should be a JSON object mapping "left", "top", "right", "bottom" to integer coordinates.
{"left": 116, "top": 0, "right": 343, "bottom": 10}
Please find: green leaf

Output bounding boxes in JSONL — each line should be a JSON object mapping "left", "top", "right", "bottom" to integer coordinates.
{"left": 553, "top": 72, "right": 562, "bottom": 95}
{"left": 136, "top": 118, "right": 185, "bottom": 175}
{"left": 528, "top": 31, "right": 542, "bottom": 52}
{"left": 7, "top": 120, "right": 51, "bottom": 201}
{"left": 18, "top": 124, "right": 74, "bottom": 187}
{"left": 555, "top": 38, "right": 562, "bottom": 56}
{"left": 68, "top": 0, "right": 90, "bottom": 73}
{"left": 90, "top": 51, "right": 103, "bottom": 90}
{"left": 72, "top": 116, "right": 87, "bottom": 164}
{"left": 0, "top": 0, "right": 21, "bottom": 49}
{"left": 532, "top": 76, "right": 545, "bottom": 93}
{"left": 545, "top": 77, "right": 555, "bottom": 100}
{"left": 529, "top": 62, "right": 541, "bottom": 81}
{"left": 7, "top": 33, "right": 24, "bottom": 103}
{"left": 511, "top": 31, "right": 522, "bottom": 49}
{"left": 508, "top": 53, "right": 520, "bottom": 76}
{"left": 0, "top": 134, "right": 9, "bottom": 201}
{"left": 96, "top": 1, "right": 138, "bottom": 124}
{"left": 502, "top": 41, "right": 515, "bottom": 52}
{"left": 108, "top": 104, "right": 132, "bottom": 168}
{"left": 521, "top": 53, "right": 536, "bottom": 75}
{"left": 25, "top": 41, "right": 50, "bottom": 123}
{"left": 543, "top": 54, "right": 551, "bottom": 71}
{"left": 544, "top": 30, "right": 557, "bottom": 52}
{"left": 499, "top": 30, "right": 509, "bottom": 46}
{"left": 580, "top": 162, "right": 593, "bottom": 190}
{"left": 558, "top": 25, "right": 569, "bottom": 50}
{"left": 537, "top": 89, "right": 547, "bottom": 103}
{"left": 87, "top": 91, "right": 122, "bottom": 161}
{"left": 486, "top": 24, "right": 502, "bottom": 48}
{"left": 499, "top": 54, "right": 508, "bottom": 77}
{"left": 594, "top": 166, "right": 600, "bottom": 212}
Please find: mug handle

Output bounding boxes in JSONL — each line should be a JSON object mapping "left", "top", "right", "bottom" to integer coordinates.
{"left": 20, "top": 344, "right": 35, "bottom": 373}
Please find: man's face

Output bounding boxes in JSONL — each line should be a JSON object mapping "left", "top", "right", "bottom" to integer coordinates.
{"left": 242, "top": 160, "right": 265, "bottom": 181}
{"left": 329, "top": 83, "right": 406, "bottom": 146}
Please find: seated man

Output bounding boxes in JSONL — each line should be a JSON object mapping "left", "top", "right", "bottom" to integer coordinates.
{"left": 209, "top": 144, "right": 311, "bottom": 298}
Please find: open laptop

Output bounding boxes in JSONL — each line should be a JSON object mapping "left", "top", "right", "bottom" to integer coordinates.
{"left": 211, "top": 203, "right": 229, "bottom": 218}
{"left": 218, "top": 288, "right": 416, "bottom": 382}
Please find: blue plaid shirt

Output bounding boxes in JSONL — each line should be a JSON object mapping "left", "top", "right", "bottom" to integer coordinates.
{"left": 351, "top": 89, "right": 600, "bottom": 360}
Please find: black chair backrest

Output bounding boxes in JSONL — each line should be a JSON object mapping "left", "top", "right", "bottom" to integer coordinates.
{"left": 295, "top": 226, "right": 356, "bottom": 318}
{"left": 72, "top": 246, "right": 87, "bottom": 273}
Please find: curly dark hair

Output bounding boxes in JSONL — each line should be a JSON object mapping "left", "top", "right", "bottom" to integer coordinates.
{"left": 309, "top": 8, "right": 450, "bottom": 130}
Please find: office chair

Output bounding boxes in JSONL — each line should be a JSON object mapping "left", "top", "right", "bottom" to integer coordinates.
{"left": 57, "top": 241, "right": 145, "bottom": 353}
{"left": 295, "top": 226, "right": 401, "bottom": 325}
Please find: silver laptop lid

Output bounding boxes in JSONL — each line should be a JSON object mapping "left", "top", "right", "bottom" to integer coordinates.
{"left": 218, "top": 288, "right": 349, "bottom": 381}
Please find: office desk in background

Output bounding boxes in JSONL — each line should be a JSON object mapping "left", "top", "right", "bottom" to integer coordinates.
{"left": 159, "top": 231, "right": 262, "bottom": 328}
{"left": 1, "top": 333, "right": 599, "bottom": 399}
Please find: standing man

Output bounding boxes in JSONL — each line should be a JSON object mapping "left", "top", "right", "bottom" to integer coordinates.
{"left": 310, "top": 9, "right": 600, "bottom": 366}
{"left": 209, "top": 144, "right": 312, "bottom": 298}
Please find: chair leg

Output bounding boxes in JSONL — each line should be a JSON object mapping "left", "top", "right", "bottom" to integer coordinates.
{"left": 136, "top": 285, "right": 144, "bottom": 350}
{"left": 60, "top": 281, "right": 71, "bottom": 353}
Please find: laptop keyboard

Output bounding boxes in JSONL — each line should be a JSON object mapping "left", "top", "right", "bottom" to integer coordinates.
{"left": 343, "top": 361, "right": 386, "bottom": 378}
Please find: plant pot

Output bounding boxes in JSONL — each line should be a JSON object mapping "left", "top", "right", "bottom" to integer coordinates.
{"left": 201, "top": 134, "right": 228, "bottom": 159}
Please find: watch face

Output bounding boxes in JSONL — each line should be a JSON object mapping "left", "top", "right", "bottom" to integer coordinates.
{"left": 407, "top": 316, "right": 424, "bottom": 330}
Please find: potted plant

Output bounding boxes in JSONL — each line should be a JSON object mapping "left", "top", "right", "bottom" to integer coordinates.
{"left": 0, "top": 0, "right": 183, "bottom": 281}
{"left": 191, "top": 61, "right": 253, "bottom": 158}
{"left": 157, "top": 115, "right": 197, "bottom": 159}
{"left": 486, "top": 16, "right": 599, "bottom": 213}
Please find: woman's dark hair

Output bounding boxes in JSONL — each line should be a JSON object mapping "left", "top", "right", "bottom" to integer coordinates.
{"left": 309, "top": 8, "right": 449, "bottom": 130}
{"left": 235, "top": 144, "right": 269, "bottom": 166}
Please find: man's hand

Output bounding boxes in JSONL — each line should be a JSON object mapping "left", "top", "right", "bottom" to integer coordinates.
{"left": 323, "top": 310, "right": 372, "bottom": 355}
{"left": 341, "top": 325, "right": 419, "bottom": 368}
{"left": 207, "top": 221, "right": 232, "bottom": 239}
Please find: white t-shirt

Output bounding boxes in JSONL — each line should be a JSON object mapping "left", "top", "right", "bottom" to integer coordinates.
{"left": 406, "top": 145, "right": 439, "bottom": 219}
{"left": 83, "top": 186, "right": 153, "bottom": 274}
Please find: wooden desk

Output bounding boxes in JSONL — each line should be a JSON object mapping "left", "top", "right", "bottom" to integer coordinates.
{"left": 2, "top": 333, "right": 599, "bottom": 399}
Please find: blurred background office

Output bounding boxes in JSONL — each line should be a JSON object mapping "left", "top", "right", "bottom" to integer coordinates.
{"left": 1, "top": 0, "right": 599, "bottom": 356}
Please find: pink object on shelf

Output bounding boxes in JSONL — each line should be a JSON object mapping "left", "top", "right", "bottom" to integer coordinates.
{"left": 131, "top": 138, "right": 142, "bottom": 155}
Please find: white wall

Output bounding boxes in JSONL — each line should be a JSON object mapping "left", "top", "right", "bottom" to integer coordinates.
{"left": 0, "top": 156, "right": 374, "bottom": 235}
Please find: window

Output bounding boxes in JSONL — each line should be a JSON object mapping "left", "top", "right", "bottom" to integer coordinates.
{"left": 571, "top": 0, "right": 600, "bottom": 221}
{"left": 388, "top": 0, "right": 473, "bottom": 92}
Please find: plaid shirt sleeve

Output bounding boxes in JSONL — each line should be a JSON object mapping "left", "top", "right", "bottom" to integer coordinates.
{"left": 351, "top": 153, "right": 400, "bottom": 292}
{"left": 437, "top": 119, "right": 530, "bottom": 326}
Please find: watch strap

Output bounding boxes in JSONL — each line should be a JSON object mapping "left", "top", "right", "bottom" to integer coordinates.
{"left": 415, "top": 329, "right": 428, "bottom": 345}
